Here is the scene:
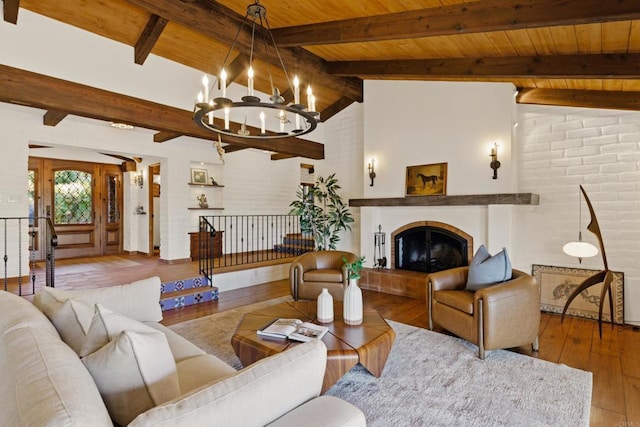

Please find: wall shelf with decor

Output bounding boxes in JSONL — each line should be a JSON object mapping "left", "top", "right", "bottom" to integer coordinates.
{"left": 188, "top": 207, "right": 224, "bottom": 210}
{"left": 187, "top": 183, "right": 225, "bottom": 188}
{"left": 188, "top": 163, "right": 224, "bottom": 233}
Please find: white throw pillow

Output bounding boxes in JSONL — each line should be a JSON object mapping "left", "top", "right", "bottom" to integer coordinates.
{"left": 36, "top": 295, "right": 94, "bottom": 354}
{"left": 39, "top": 276, "right": 163, "bottom": 322}
{"left": 82, "top": 330, "right": 180, "bottom": 426}
{"left": 79, "top": 303, "right": 160, "bottom": 358}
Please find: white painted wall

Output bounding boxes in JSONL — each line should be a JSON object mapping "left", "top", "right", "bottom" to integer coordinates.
{"left": 360, "top": 80, "right": 518, "bottom": 267}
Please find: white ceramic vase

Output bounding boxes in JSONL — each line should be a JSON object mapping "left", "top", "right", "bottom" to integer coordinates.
{"left": 317, "top": 288, "right": 334, "bottom": 323}
{"left": 343, "top": 278, "right": 363, "bottom": 325}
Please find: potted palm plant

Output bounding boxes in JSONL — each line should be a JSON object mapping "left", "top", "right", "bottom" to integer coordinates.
{"left": 289, "top": 173, "right": 354, "bottom": 251}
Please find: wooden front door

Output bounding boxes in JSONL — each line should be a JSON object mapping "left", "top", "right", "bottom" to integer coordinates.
{"left": 29, "top": 157, "right": 123, "bottom": 259}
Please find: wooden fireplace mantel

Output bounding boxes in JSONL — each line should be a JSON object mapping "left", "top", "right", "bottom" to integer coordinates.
{"left": 349, "top": 193, "right": 539, "bottom": 207}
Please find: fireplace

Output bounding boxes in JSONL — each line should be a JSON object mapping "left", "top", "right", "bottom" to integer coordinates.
{"left": 391, "top": 221, "right": 473, "bottom": 274}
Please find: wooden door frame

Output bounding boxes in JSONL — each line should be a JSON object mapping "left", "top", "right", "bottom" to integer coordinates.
{"left": 29, "top": 156, "right": 124, "bottom": 259}
{"left": 148, "top": 163, "right": 160, "bottom": 256}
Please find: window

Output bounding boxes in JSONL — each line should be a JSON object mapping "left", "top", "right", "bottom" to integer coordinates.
{"left": 54, "top": 169, "right": 93, "bottom": 224}
{"left": 28, "top": 169, "right": 37, "bottom": 224}
{"left": 106, "top": 175, "right": 119, "bottom": 224}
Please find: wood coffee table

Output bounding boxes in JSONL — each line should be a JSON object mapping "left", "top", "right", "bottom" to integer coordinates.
{"left": 231, "top": 300, "right": 396, "bottom": 393}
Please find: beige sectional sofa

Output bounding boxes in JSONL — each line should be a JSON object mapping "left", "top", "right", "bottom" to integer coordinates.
{"left": 0, "top": 277, "right": 366, "bottom": 426}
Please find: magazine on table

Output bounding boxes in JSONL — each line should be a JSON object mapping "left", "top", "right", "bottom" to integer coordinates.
{"left": 257, "top": 318, "right": 329, "bottom": 342}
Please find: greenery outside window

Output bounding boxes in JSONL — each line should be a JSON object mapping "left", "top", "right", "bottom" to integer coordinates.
{"left": 28, "top": 169, "right": 36, "bottom": 225}
{"left": 54, "top": 169, "right": 93, "bottom": 225}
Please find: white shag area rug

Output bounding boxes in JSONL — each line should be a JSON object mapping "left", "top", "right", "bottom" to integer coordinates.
{"left": 169, "top": 298, "right": 592, "bottom": 426}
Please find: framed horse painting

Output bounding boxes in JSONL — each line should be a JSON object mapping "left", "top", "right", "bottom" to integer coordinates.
{"left": 405, "top": 162, "right": 447, "bottom": 196}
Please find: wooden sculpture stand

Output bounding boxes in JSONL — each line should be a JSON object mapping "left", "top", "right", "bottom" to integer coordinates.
{"left": 561, "top": 185, "right": 613, "bottom": 337}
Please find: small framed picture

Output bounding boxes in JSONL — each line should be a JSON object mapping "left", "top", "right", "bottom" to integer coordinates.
{"left": 191, "top": 168, "right": 208, "bottom": 184}
{"left": 405, "top": 162, "right": 448, "bottom": 196}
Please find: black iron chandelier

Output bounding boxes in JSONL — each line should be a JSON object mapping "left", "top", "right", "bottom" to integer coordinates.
{"left": 193, "top": 1, "right": 319, "bottom": 140}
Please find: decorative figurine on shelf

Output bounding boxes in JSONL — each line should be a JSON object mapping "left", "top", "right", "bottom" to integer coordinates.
{"left": 210, "top": 177, "right": 219, "bottom": 186}
{"left": 197, "top": 194, "right": 208, "bottom": 208}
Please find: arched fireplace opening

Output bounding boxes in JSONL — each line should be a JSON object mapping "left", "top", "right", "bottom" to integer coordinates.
{"left": 391, "top": 221, "right": 473, "bottom": 274}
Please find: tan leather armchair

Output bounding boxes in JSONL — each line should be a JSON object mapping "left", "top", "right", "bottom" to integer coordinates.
{"left": 290, "top": 250, "right": 359, "bottom": 301}
{"left": 427, "top": 267, "right": 540, "bottom": 359}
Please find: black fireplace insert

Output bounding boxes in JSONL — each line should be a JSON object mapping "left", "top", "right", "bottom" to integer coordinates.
{"left": 394, "top": 226, "right": 468, "bottom": 273}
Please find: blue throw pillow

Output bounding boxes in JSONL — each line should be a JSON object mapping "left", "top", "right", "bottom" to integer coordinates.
{"left": 466, "top": 245, "right": 512, "bottom": 291}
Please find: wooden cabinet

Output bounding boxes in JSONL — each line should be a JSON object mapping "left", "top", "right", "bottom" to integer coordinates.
{"left": 189, "top": 231, "right": 224, "bottom": 260}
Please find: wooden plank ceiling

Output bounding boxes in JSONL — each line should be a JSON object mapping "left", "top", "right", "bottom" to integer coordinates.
{"left": 3, "top": 0, "right": 640, "bottom": 159}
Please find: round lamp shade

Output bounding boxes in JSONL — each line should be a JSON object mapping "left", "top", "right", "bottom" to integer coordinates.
{"left": 563, "top": 241, "right": 599, "bottom": 258}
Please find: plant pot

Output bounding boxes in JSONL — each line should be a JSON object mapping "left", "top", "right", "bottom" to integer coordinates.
{"left": 343, "top": 278, "right": 363, "bottom": 325}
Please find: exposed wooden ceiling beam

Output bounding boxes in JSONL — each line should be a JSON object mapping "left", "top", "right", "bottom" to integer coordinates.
{"left": 327, "top": 54, "right": 640, "bottom": 79}
{"left": 224, "top": 54, "right": 250, "bottom": 85}
{"left": 271, "top": 153, "right": 295, "bottom": 161}
{"left": 121, "top": 161, "right": 137, "bottom": 172}
{"left": 153, "top": 131, "right": 182, "bottom": 143}
{"left": 2, "top": 0, "right": 19, "bottom": 24}
{"left": 126, "top": 0, "right": 363, "bottom": 101}
{"left": 221, "top": 145, "right": 248, "bottom": 154}
{"left": 43, "top": 110, "right": 68, "bottom": 126}
{"left": 0, "top": 64, "right": 325, "bottom": 159}
{"left": 272, "top": 0, "right": 640, "bottom": 47}
{"left": 134, "top": 14, "right": 168, "bottom": 65}
{"left": 517, "top": 88, "right": 640, "bottom": 111}
{"left": 320, "top": 96, "right": 358, "bottom": 122}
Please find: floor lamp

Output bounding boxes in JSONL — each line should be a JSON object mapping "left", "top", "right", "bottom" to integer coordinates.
{"left": 561, "top": 185, "right": 613, "bottom": 337}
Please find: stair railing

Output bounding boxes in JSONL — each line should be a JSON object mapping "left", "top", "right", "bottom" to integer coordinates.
{"left": 2, "top": 216, "right": 57, "bottom": 295}
{"left": 197, "top": 214, "right": 312, "bottom": 285}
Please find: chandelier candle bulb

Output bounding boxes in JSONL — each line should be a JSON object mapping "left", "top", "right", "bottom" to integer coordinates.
{"left": 247, "top": 66, "right": 254, "bottom": 96}
{"left": 260, "top": 111, "right": 266, "bottom": 134}
{"left": 224, "top": 107, "right": 230, "bottom": 130}
{"left": 220, "top": 69, "right": 227, "bottom": 98}
{"left": 202, "top": 75, "right": 209, "bottom": 103}
{"left": 293, "top": 76, "right": 300, "bottom": 104}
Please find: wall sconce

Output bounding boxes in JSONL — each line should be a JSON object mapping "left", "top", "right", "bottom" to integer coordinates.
{"left": 367, "top": 158, "right": 376, "bottom": 186}
{"left": 133, "top": 171, "right": 144, "bottom": 189}
{"left": 489, "top": 143, "right": 501, "bottom": 179}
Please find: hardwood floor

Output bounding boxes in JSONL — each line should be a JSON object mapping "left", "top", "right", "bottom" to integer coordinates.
{"left": 14, "top": 254, "right": 640, "bottom": 426}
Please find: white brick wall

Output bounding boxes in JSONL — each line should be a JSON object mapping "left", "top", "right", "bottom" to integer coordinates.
{"left": 515, "top": 105, "right": 640, "bottom": 324}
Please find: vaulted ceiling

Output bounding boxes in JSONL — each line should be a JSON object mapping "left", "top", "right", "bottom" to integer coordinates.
{"left": 2, "top": 0, "right": 640, "bottom": 159}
